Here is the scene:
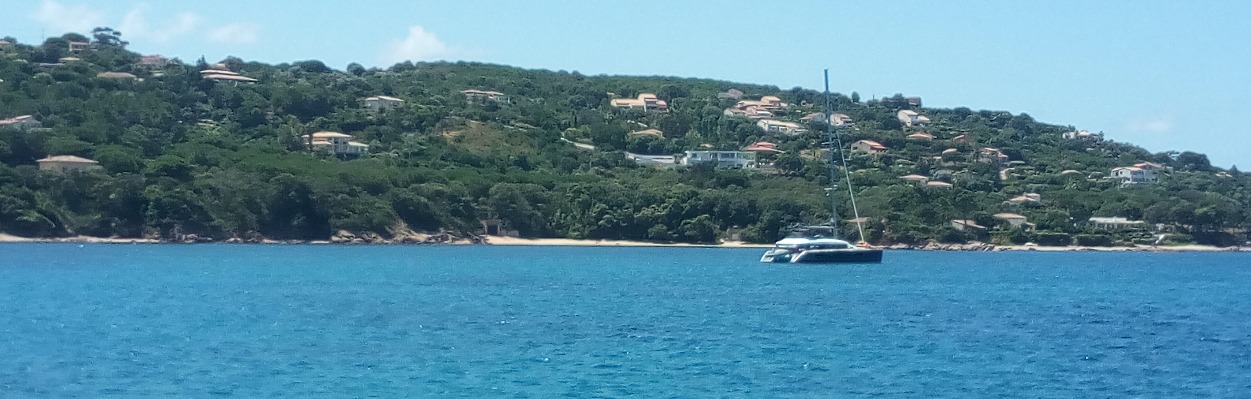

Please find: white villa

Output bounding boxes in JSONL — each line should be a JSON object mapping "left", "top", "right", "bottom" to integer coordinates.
{"left": 362, "top": 96, "right": 405, "bottom": 112}
{"left": 1088, "top": 217, "right": 1146, "bottom": 230}
{"left": 302, "top": 131, "right": 369, "bottom": 157}
{"left": 678, "top": 151, "right": 756, "bottom": 169}
{"left": 1111, "top": 166, "right": 1158, "bottom": 186}
{"left": 756, "top": 119, "right": 807, "bottom": 135}
{"left": 897, "top": 110, "right": 931, "bottom": 127}
{"left": 462, "top": 89, "right": 506, "bottom": 103}
{"left": 850, "top": 140, "right": 888, "bottom": 155}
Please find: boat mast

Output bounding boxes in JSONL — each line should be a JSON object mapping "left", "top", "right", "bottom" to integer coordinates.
{"left": 823, "top": 70, "right": 841, "bottom": 240}
{"left": 824, "top": 69, "right": 867, "bottom": 243}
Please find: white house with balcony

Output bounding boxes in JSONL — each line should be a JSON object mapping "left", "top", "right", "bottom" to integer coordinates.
{"left": 678, "top": 151, "right": 756, "bottom": 169}
{"left": 302, "top": 131, "right": 369, "bottom": 158}
{"left": 897, "top": 110, "right": 931, "bottom": 127}
{"left": 756, "top": 119, "right": 807, "bottom": 135}
{"left": 362, "top": 96, "right": 405, "bottom": 112}
{"left": 1111, "top": 166, "right": 1158, "bottom": 186}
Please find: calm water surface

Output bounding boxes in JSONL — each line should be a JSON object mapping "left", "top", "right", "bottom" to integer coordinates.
{"left": 1, "top": 244, "right": 1250, "bottom": 398}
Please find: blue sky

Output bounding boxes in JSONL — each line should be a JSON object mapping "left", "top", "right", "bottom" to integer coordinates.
{"left": 6, "top": 1, "right": 1249, "bottom": 168}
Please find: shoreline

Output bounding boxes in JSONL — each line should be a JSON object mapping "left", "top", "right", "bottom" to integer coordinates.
{"left": 2, "top": 233, "right": 1248, "bottom": 252}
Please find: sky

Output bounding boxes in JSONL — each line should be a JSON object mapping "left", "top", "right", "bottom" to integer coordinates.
{"left": 5, "top": 1, "right": 1249, "bottom": 168}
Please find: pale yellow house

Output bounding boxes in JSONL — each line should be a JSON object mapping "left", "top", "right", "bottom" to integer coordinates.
{"left": 302, "top": 131, "right": 369, "bottom": 157}
{"left": 38, "top": 155, "right": 101, "bottom": 173}
{"left": 611, "top": 93, "right": 669, "bottom": 112}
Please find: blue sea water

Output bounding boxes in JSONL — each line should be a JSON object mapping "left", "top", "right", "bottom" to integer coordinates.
{"left": 1, "top": 245, "right": 1250, "bottom": 398}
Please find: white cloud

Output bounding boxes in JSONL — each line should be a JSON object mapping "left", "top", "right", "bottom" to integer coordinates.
{"left": 380, "top": 26, "right": 453, "bottom": 65}
{"left": 1126, "top": 113, "right": 1175, "bottom": 135}
{"left": 207, "top": 23, "right": 260, "bottom": 44}
{"left": 120, "top": 5, "right": 201, "bottom": 44}
{"left": 30, "top": 0, "right": 105, "bottom": 35}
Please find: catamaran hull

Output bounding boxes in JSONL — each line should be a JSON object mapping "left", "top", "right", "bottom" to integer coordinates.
{"left": 761, "top": 248, "right": 883, "bottom": 264}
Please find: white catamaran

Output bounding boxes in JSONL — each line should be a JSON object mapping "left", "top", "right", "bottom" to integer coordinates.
{"left": 760, "top": 70, "right": 884, "bottom": 264}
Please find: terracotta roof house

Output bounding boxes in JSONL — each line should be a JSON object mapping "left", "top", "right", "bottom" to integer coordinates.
{"left": 744, "top": 141, "right": 783, "bottom": 153}
{"left": 925, "top": 181, "right": 954, "bottom": 189}
{"left": 941, "top": 148, "right": 959, "bottom": 157}
{"left": 850, "top": 140, "right": 888, "bottom": 155}
{"left": 907, "top": 132, "right": 934, "bottom": 141}
{"left": 952, "top": 134, "right": 969, "bottom": 143}
{"left": 37, "top": 155, "right": 101, "bottom": 173}
{"left": 0, "top": 115, "right": 41, "bottom": 130}
{"left": 611, "top": 93, "right": 668, "bottom": 112}
{"left": 362, "top": 95, "right": 405, "bottom": 112}
{"left": 0, "top": 39, "right": 12, "bottom": 49}
{"left": 897, "top": 110, "right": 931, "bottom": 127}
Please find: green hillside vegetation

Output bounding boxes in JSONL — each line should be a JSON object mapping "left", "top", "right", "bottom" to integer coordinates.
{"left": 1, "top": 31, "right": 1248, "bottom": 246}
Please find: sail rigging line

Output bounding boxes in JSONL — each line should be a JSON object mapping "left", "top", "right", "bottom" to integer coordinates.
{"left": 823, "top": 69, "right": 867, "bottom": 243}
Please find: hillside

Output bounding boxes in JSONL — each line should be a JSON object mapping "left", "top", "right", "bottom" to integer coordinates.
{"left": 1, "top": 31, "right": 1248, "bottom": 246}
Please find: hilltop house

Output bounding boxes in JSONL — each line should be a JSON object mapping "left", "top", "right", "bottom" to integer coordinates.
{"left": 978, "top": 147, "right": 1009, "bottom": 164}
{"left": 716, "top": 89, "right": 744, "bottom": 99}
{"left": 905, "top": 96, "right": 922, "bottom": 107}
{"left": 37, "top": 155, "right": 101, "bottom": 173}
{"left": 0, "top": 39, "right": 12, "bottom": 50}
{"left": 302, "top": 131, "right": 369, "bottom": 158}
{"left": 611, "top": 93, "right": 668, "bottom": 112}
{"left": 678, "top": 151, "right": 756, "bottom": 169}
{"left": 0, "top": 115, "right": 41, "bottom": 130}
{"left": 897, "top": 110, "right": 931, "bottom": 127}
{"left": 68, "top": 41, "right": 91, "bottom": 52}
{"left": 756, "top": 119, "right": 807, "bottom": 135}
{"left": 362, "top": 96, "right": 405, "bottom": 112}
{"left": 138, "top": 55, "right": 171, "bottom": 70}
{"left": 735, "top": 96, "right": 787, "bottom": 110}
{"left": 850, "top": 140, "right": 888, "bottom": 155}
{"left": 1063, "top": 130, "right": 1103, "bottom": 141}
{"left": 1111, "top": 166, "right": 1158, "bottom": 186}
{"left": 462, "top": 89, "right": 506, "bottom": 103}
